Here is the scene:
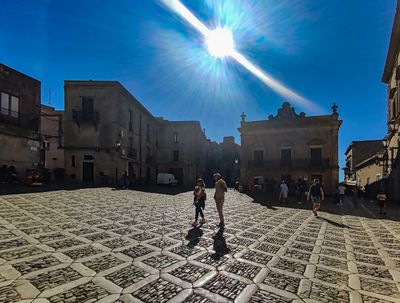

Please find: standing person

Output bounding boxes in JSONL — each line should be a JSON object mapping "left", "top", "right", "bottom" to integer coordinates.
{"left": 377, "top": 190, "right": 387, "bottom": 215}
{"left": 296, "top": 179, "right": 305, "bottom": 204}
{"left": 122, "top": 171, "right": 129, "bottom": 189}
{"left": 307, "top": 179, "right": 325, "bottom": 216}
{"left": 279, "top": 180, "right": 289, "bottom": 203}
{"left": 337, "top": 183, "right": 346, "bottom": 205}
{"left": 192, "top": 178, "right": 206, "bottom": 226}
{"left": 234, "top": 178, "right": 240, "bottom": 191}
{"left": 213, "top": 173, "right": 227, "bottom": 227}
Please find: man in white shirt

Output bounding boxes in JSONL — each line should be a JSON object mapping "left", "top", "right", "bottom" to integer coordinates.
{"left": 279, "top": 180, "right": 289, "bottom": 203}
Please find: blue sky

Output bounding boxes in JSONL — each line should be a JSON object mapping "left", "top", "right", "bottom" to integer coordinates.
{"left": 0, "top": 0, "right": 396, "bottom": 178}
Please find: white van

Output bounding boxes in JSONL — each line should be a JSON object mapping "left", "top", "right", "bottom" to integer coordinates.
{"left": 157, "top": 173, "right": 178, "bottom": 186}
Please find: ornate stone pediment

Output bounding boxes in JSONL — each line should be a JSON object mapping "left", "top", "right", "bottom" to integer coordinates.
{"left": 268, "top": 102, "right": 306, "bottom": 120}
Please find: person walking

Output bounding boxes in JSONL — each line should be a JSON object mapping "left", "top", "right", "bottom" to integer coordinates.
{"left": 377, "top": 190, "right": 387, "bottom": 215}
{"left": 307, "top": 179, "right": 325, "bottom": 216}
{"left": 213, "top": 173, "right": 227, "bottom": 227}
{"left": 337, "top": 183, "right": 346, "bottom": 205}
{"left": 192, "top": 178, "right": 206, "bottom": 226}
{"left": 279, "top": 180, "right": 289, "bottom": 203}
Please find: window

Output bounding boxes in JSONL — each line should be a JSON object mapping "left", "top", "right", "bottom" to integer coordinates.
{"left": 1, "top": 92, "right": 9, "bottom": 115}
{"left": 129, "top": 109, "right": 133, "bottom": 130}
{"left": 173, "top": 150, "right": 179, "bottom": 162}
{"left": 310, "top": 147, "right": 322, "bottom": 166}
{"left": 1, "top": 92, "right": 19, "bottom": 117}
{"left": 253, "top": 150, "right": 264, "bottom": 162}
{"left": 71, "top": 156, "right": 76, "bottom": 167}
{"left": 173, "top": 132, "right": 178, "bottom": 143}
{"left": 281, "top": 149, "right": 292, "bottom": 167}
{"left": 11, "top": 96, "right": 18, "bottom": 118}
{"left": 146, "top": 124, "right": 150, "bottom": 142}
{"left": 82, "top": 98, "right": 93, "bottom": 113}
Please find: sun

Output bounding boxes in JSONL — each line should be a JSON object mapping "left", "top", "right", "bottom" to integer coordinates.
{"left": 205, "top": 27, "right": 235, "bottom": 58}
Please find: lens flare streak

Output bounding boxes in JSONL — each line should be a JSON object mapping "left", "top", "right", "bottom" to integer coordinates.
{"left": 160, "top": 0, "right": 318, "bottom": 111}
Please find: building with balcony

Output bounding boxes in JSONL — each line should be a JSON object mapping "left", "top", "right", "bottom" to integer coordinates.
{"left": 64, "top": 80, "right": 216, "bottom": 186}
{"left": 40, "top": 105, "right": 64, "bottom": 180}
{"left": 64, "top": 80, "right": 158, "bottom": 184}
{"left": 382, "top": 0, "right": 400, "bottom": 202}
{"left": 0, "top": 63, "right": 41, "bottom": 175}
{"left": 238, "top": 102, "right": 342, "bottom": 194}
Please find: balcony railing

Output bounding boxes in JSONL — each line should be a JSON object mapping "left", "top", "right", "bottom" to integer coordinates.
{"left": 248, "top": 158, "right": 330, "bottom": 169}
{"left": 0, "top": 107, "right": 39, "bottom": 131}
{"left": 72, "top": 110, "right": 99, "bottom": 124}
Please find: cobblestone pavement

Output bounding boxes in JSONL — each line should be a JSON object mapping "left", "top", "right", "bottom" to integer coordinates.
{"left": 0, "top": 188, "right": 400, "bottom": 303}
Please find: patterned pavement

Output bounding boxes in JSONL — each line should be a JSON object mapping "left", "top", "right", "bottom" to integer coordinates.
{"left": 0, "top": 188, "right": 400, "bottom": 303}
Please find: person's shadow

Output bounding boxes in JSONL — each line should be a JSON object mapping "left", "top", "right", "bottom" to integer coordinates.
{"left": 185, "top": 227, "right": 203, "bottom": 248}
{"left": 211, "top": 227, "right": 230, "bottom": 260}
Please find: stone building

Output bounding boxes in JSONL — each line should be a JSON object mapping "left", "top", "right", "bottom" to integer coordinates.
{"left": 344, "top": 140, "right": 384, "bottom": 184}
{"left": 220, "top": 136, "right": 240, "bottom": 186}
{"left": 344, "top": 141, "right": 384, "bottom": 195}
{"left": 156, "top": 119, "right": 209, "bottom": 186}
{"left": 238, "top": 102, "right": 342, "bottom": 195}
{"left": 40, "top": 105, "right": 64, "bottom": 180}
{"left": 0, "top": 63, "right": 41, "bottom": 175}
{"left": 64, "top": 81, "right": 158, "bottom": 184}
{"left": 382, "top": 0, "right": 400, "bottom": 201}
{"left": 64, "top": 80, "right": 212, "bottom": 186}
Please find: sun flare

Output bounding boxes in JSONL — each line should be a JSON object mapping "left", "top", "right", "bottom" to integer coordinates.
{"left": 205, "top": 27, "right": 235, "bottom": 58}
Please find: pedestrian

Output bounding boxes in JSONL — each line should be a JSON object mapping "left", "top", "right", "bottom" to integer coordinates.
{"left": 122, "top": 170, "right": 129, "bottom": 189}
{"left": 279, "top": 180, "right": 289, "bottom": 203}
{"left": 234, "top": 178, "right": 240, "bottom": 191}
{"left": 296, "top": 178, "right": 305, "bottom": 204}
{"left": 377, "top": 190, "right": 387, "bottom": 215}
{"left": 307, "top": 179, "right": 325, "bottom": 216}
{"left": 192, "top": 178, "right": 206, "bottom": 226}
{"left": 213, "top": 173, "right": 227, "bottom": 227}
{"left": 337, "top": 183, "right": 346, "bottom": 205}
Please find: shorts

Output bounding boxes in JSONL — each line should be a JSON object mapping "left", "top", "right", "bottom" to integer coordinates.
{"left": 311, "top": 196, "right": 321, "bottom": 204}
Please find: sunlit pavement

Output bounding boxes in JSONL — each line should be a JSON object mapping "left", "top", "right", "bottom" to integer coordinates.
{"left": 0, "top": 189, "right": 400, "bottom": 303}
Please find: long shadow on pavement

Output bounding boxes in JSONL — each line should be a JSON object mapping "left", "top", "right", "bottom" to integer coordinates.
{"left": 211, "top": 227, "right": 230, "bottom": 260}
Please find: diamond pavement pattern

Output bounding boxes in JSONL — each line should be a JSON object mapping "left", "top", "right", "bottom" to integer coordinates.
{"left": 0, "top": 189, "right": 400, "bottom": 302}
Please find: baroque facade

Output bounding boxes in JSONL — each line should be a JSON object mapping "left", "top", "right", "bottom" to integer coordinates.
{"left": 0, "top": 63, "right": 41, "bottom": 176}
{"left": 382, "top": 0, "right": 400, "bottom": 201}
{"left": 239, "top": 102, "right": 342, "bottom": 195}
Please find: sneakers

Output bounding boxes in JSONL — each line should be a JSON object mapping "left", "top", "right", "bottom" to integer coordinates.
{"left": 199, "top": 218, "right": 206, "bottom": 224}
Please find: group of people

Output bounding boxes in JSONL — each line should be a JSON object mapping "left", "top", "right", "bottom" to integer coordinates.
{"left": 191, "top": 173, "right": 227, "bottom": 227}
{"left": 279, "top": 178, "right": 325, "bottom": 216}
{"left": 192, "top": 174, "right": 327, "bottom": 226}
{"left": 0, "top": 165, "right": 19, "bottom": 184}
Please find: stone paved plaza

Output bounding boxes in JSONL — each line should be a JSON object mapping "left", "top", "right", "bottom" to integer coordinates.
{"left": 1, "top": 188, "right": 400, "bottom": 303}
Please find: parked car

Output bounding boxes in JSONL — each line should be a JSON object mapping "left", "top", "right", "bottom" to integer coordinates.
{"left": 157, "top": 173, "right": 178, "bottom": 186}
